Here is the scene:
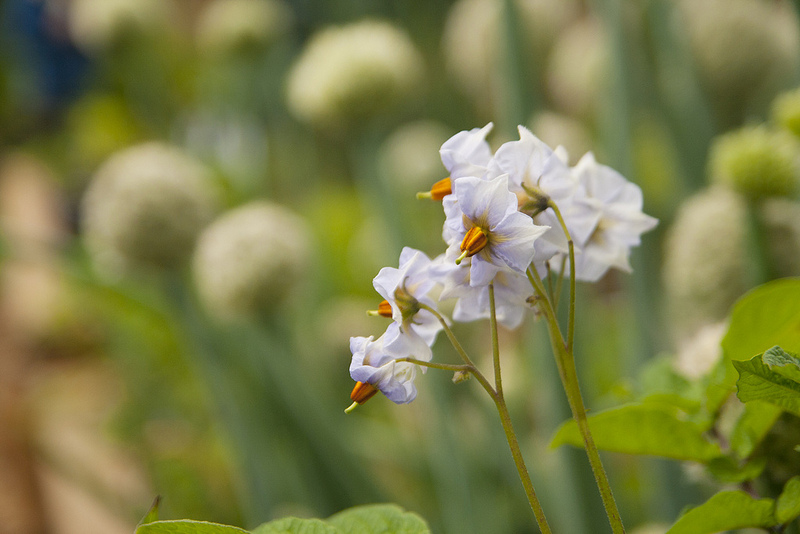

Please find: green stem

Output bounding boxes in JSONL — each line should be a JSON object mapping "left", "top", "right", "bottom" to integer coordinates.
{"left": 421, "top": 298, "right": 551, "bottom": 533}
{"left": 489, "top": 284, "right": 552, "bottom": 534}
{"left": 395, "top": 358, "right": 472, "bottom": 373}
{"left": 547, "top": 200, "right": 576, "bottom": 352}
{"left": 489, "top": 283, "right": 503, "bottom": 395}
{"left": 530, "top": 277, "right": 625, "bottom": 534}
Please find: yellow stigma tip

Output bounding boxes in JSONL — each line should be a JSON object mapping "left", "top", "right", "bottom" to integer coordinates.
{"left": 345, "top": 401, "right": 359, "bottom": 414}
{"left": 455, "top": 249, "right": 468, "bottom": 265}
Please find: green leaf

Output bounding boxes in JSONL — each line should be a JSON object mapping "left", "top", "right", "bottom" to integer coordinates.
{"left": 138, "top": 496, "right": 162, "bottom": 526}
{"left": 722, "top": 278, "right": 800, "bottom": 363}
{"left": 135, "top": 520, "right": 249, "bottom": 534}
{"left": 776, "top": 476, "right": 800, "bottom": 523}
{"left": 327, "top": 504, "right": 431, "bottom": 534}
{"left": 250, "top": 518, "right": 340, "bottom": 534}
{"left": 550, "top": 403, "right": 721, "bottom": 461}
{"left": 706, "top": 455, "right": 766, "bottom": 483}
{"left": 665, "top": 491, "right": 777, "bottom": 533}
{"left": 729, "top": 400, "right": 783, "bottom": 459}
{"left": 734, "top": 347, "right": 800, "bottom": 416}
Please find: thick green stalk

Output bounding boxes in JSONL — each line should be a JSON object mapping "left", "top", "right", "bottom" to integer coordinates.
{"left": 529, "top": 269, "right": 625, "bottom": 534}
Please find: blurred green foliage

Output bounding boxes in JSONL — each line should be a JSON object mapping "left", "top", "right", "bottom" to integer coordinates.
{"left": 2, "top": 0, "right": 800, "bottom": 533}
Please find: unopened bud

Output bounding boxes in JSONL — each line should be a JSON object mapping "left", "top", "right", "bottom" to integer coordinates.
{"left": 452, "top": 370, "right": 470, "bottom": 384}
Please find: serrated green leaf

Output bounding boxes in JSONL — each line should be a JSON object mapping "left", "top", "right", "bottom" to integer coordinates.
{"left": 327, "top": 504, "right": 431, "bottom": 534}
{"left": 722, "top": 278, "right": 800, "bottom": 363}
{"left": 550, "top": 403, "right": 721, "bottom": 461}
{"left": 135, "top": 520, "right": 249, "bottom": 534}
{"left": 665, "top": 491, "right": 777, "bottom": 533}
{"left": 250, "top": 517, "right": 340, "bottom": 534}
{"left": 763, "top": 346, "right": 800, "bottom": 380}
{"left": 729, "top": 400, "right": 783, "bottom": 459}
{"left": 734, "top": 349, "right": 800, "bottom": 416}
{"left": 776, "top": 476, "right": 800, "bottom": 523}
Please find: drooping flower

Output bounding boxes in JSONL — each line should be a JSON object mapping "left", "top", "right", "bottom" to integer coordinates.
{"left": 435, "top": 257, "right": 534, "bottom": 329}
{"left": 347, "top": 323, "right": 430, "bottom": 409}
{"left": 372, "top": 247, "right": 442, "bottom": 350}
{"left": 444, "top": 174, "right": 548, "bottom": 287}
{"left": 419, "top": 123, "right": 494, "bottom": 202}
{"left": 488, "top": 126, "right": 600, "bottom": 270}
{"left": 561, "top": 152, "right": 658, "bottom": 282}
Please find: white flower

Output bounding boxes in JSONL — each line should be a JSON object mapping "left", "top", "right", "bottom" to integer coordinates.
{"left": 435, "top": 258, "right": 534, "bottom": 329}
{"left": 562, "top": 152, "right": 658, "bottom": 281}
{"left": 372, "top": 247, "right": 442, "bottom": 350}
{"left": 489, "top": 126, "right": 601, "bottom": 270}
{"left": 444, "top": 174, "right": 548, "bottom": 286}
{"left": 440, "top": 122, "right": 494, "bottom": 181}
{"left": 348, "top": 325, "right": 429, "bottom": 405}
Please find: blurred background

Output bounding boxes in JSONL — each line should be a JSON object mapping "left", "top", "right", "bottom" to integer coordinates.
{"left": 1, "top": 0, "right": 800, "bottom": 533}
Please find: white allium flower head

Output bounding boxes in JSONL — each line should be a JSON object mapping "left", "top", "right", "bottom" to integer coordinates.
{"left": 286, "top": 20, "right": 424, "bottom": 129}
{"left": 81, "top": 142, "right": 218, "bottom": 276}
{"left": 195, "top": 0, "right": 293, "bottom": 56}
{"left": 193, "top": 201, "right": 311, "bottom": 319}
{"left": 372, "top": 247, "right": 442, "bottom": 349}
{"left": 489, "top": 126, "right": 601, "bottom": 269}
{"left": 444, "top": 174, "right": 548, "bottom": 286}
{"left": 562, "top": 152, "right": 658, "bottom": 282}
{"left": 349, "top": 326, "right": 429, "bottom": 405}
{"left": 663, "top": 186, "right": 748, "bottom": 336}
{"left": 442, "top": 0, "right": 580, "bottom": 113}
{"left": 67, "top": 0, "right": 174, "bottom": 54}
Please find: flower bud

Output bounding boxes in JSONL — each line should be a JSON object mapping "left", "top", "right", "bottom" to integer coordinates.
{"left": 286, "top": 20, "right": 424, "bottom": 130}
{"left": 192, "top": 201, "right": 311, "bottom": 320}
{"left": 771, "top": 87, "right": 800, "bottom": 138}
{"left": 663, "top": 186, "right": 748, "bottom": 337}
{"left": 67, "top": 0, "right": 175, "bottom": 55}
{"left": 708, "top": 125, "right": 799, "bottom": 200}
{"left": 81, "top": 143, "right": 218, "bottom": 276}
{"left": 195, "top": 0, "right": 293, "bottom": 57}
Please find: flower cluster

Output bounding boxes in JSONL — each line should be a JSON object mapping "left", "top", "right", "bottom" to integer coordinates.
{"left": 346, "top": 124, "right": 657, "bottom": 410}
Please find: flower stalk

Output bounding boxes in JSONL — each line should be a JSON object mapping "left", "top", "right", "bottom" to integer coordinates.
{"left": 529, "top": 256, "right": 625, "bottom": 534}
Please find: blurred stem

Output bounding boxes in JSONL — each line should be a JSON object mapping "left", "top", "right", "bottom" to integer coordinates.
{"left": 744, "top": 201, "right": 771, "bottom": 285}
{"left": 499, "top": 0, "right": 531, "bottom": 134}
{"left": 527, "top": 269, "right": 625, "bottom": 534}
{"left": 547, "top": 200, "right": 576, "bottom": 352}
{"left": 489, "top": 284, "right": 552, "bottom": 534}
{"left": 420, "top": 299, "right": 552, "bottom": 533}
